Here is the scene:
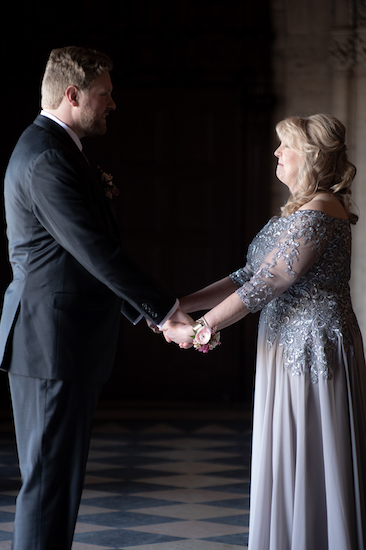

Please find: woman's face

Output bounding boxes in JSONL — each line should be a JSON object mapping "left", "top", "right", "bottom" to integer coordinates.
{"left": 274, "top": 141, "right": 301, "bottom": 192}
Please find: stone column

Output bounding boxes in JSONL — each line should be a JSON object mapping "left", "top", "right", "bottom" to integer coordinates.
{"left": 330, "top": 28, "right": 355, "bottom": 129}
{"left": 350, "top": 26, "right": 366, "bottom": 335}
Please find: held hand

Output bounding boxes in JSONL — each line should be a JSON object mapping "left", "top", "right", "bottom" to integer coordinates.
{"left": 146, "top": 308, "right": 193, "bottom": 336}
{"left": 162, "top": 320, "right": 195, "bottom": 348}
{"left": 168, "top": 307, "right": 195, "bottom": 326}
{"left": 146, "top": 319, "right": 162, "bottom": 334}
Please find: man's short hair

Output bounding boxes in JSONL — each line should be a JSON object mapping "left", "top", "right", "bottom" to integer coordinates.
{"left": 41, "top": 46, "right": 113, "bottom": 109}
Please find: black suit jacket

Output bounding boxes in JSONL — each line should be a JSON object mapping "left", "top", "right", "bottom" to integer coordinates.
{"left": 0, "top": 115, "right": 176, "bottom": 381}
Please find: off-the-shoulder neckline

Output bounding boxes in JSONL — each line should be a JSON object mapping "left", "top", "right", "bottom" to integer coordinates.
{"left": 289, "top": 209, "right": 350, "bottom": 222}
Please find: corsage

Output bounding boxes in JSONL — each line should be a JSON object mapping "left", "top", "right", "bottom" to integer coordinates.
{"left": 192, "top": 316, "right": 221, "bottom": 353}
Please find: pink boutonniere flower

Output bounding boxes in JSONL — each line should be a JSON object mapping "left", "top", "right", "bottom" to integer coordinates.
{"left": 98, "top": 166, "right": 120, "bottom": 199}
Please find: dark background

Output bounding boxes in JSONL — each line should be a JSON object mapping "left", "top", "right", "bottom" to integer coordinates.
{"left": 0, "top": 1, "right": 274, "bottom": 409}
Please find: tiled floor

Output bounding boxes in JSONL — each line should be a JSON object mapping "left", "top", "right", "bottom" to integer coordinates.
{"left": 0, "top": 405, "right": 251, "bottom": 550}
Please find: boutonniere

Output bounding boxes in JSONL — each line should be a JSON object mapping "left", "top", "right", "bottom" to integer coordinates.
{"left": 98, "top": 166, "right": 120, "bottom": 199}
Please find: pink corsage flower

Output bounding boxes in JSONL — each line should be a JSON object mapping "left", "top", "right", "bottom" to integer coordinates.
{"left": 195, "top": 326, "right": 212, "bottom": 345}
{"left": 199, "top": 344, "right": 210, "bottom": 354}
{"left": 192, "top": 325, "right": 221, "bottom": 353}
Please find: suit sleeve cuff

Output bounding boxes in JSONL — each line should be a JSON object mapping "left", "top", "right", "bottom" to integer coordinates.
{"left": 132, "top": 299, "right": 180, "bottom": 327}
{"left": 157, "top": 299, "right": 180, "bottom": 329}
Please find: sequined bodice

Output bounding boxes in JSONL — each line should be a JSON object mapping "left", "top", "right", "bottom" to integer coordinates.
{"left": 230, "top": 210, "right": 358, "bottom": 383}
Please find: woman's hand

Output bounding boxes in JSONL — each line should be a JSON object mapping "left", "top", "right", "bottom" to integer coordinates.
{"left": 162, "top": 320, "right": 194, "bottom": 348}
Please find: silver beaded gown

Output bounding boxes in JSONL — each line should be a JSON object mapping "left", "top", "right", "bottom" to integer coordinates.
{"left": 230, "top": 209, "right": 366, "bottom": 550}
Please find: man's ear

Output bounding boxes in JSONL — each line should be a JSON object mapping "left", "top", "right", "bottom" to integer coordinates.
{"left": 65, "top": 85, "right": 79, "bottom": 106}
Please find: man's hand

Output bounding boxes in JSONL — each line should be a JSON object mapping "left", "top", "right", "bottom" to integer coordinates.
{"left": 146, "top": 319, "right": 162, "bottom": 334}
{"left": 161, "top": 308, "right": 195, "bottom": 348}
{"left": 168, "top": 307, "right": 194, "bottom": 325}
{"left": 162, "top": 320, "right": 195, "bottom": 348}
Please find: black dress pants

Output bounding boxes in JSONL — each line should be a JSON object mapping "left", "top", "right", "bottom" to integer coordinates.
{"left": 8, "top": 373, "right": 103, "bottom": 550}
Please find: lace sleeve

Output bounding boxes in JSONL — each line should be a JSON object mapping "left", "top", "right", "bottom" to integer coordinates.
{"left": 229, "top": 266, "right": 252, "bottom": 287}
{"left": 236, "top": 211, "right": 330, "bottom": 313}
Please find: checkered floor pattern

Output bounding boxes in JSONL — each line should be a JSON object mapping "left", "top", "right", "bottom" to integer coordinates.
{"left": 0, "top": 408, "right": 251, "bottom": 549}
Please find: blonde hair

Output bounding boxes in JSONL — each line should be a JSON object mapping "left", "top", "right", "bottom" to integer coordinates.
{"left": 276, "top": 114, "right": 358, "bottom": 224}
{"left": 41, "top": 46, "right": 113, "bottom": 109}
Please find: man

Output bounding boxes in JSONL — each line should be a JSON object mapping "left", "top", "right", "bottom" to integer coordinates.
{"left": 0, "top": 46, "right": 191, "bottom": 550}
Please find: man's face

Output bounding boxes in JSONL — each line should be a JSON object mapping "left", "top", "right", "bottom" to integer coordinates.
{"left": 77, "top": 72, "right": 116, "bottom": 137}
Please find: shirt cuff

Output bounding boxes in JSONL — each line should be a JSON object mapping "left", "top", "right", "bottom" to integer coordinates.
{"left": 132, "top": 314, "right": 143, "bottom": 325}
{"left": 157, "top": 299, "right": 180, "bottom": 329}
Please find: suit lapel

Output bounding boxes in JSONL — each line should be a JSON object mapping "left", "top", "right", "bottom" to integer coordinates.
{"left": 33, "top": 115, "right": 120, "bottom": 239}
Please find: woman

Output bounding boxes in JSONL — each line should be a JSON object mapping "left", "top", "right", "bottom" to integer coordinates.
{"left": 163, "top": 114, "right": 366, "bottom": 549}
